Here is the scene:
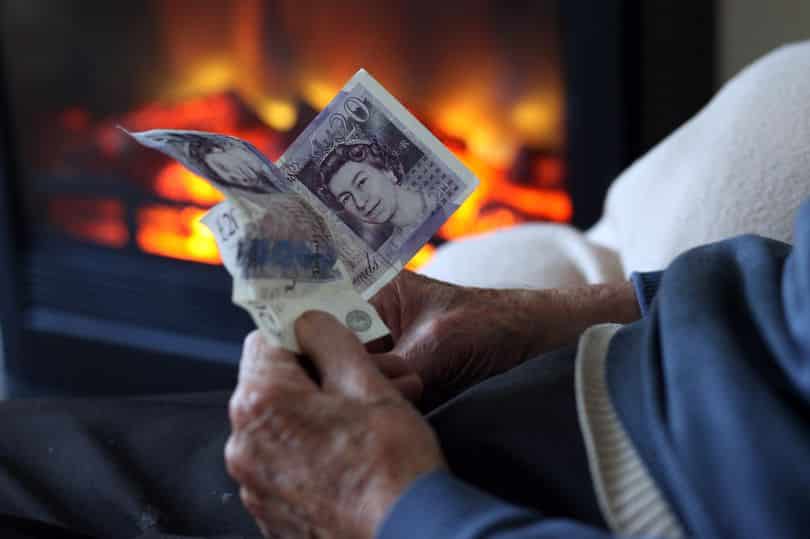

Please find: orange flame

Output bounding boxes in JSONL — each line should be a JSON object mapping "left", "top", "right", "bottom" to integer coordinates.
{"left": 136, "top": 205, "right": 220, "bottom": 265}
{"left": 52, "top": 1, "right": 572, "bottom": 272}
{"left": 405, "top": 244, "right": 436, "bottom": 271}
{"left": 154, "top": 162, "right": 226, "bottom": 206}
{"left": 438, "top": 150, "right": 571, "bottom": 242}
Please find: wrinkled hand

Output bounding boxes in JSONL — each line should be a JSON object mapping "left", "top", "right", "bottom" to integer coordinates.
{"left": 226, "top": 312, "right": 446, "bottom": 539}
{"left": 370, "top": 271, "right": 540, "bottom": 410}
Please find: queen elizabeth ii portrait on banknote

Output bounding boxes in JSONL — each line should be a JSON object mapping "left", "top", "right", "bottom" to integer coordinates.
{"left": 315, "top": 137, "right": 439, "bottom": 249}
{"left": 278, "top": 71, "right": 475, "bottom": 288}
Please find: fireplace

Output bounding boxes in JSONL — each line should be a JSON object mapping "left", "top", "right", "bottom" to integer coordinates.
{"left": 0, "top": 1, "right": 714, "bottom": 397}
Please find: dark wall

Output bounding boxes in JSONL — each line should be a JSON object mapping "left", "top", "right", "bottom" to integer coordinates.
{"left": 563, "top": 0, "right": 715, "bottom": 229}
{"left": 635, "top": 0, "right": 716, "bottom": 156}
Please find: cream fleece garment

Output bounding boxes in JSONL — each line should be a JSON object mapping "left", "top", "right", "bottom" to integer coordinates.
{"left": 575, "top": 324, "right": 685, "bottom": 538}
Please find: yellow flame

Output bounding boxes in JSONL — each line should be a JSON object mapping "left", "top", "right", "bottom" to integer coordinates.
{"left": 301, "top": 80, "right": 340, "bottom": 110}
{"left": 510, "top": 96, "right": 558, "bottom": 145}
{"left": 405, "top": 244, "right": 436, "bottom": 271}
{"left": 467, "top": 127, "right": 516, "bottom": 168}
{"left": 170, "top": 59, "right": 235, "bottom": 98}
{"left": 154, "top": 162, "right": 225, "bottom": 206}
{"left": 257, "top": 99, "right": 298, "bottom": 131}
{"left": 136, "top": 205, "right": 220, "bottom": 265}
{"left": 187, "top": 210, "right": 221, "bottom": 261}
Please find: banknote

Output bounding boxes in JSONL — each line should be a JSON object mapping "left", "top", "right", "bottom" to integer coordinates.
{"left": 278, "top": 69, "right": 479, "bottom": 298}
{"left": 126, "top": 129, "right": 389, "bottom": 352}
{"left": 126, "top": 69, "right": 479, "bottom": 351}
{"left": 124, "top": 128, "right": 288, "bottom": 217}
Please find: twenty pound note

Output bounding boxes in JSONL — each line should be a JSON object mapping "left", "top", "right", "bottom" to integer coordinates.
{"left": 127, "top": 69, "right": 478, "bottom": 352}
{"left": 278, "top": 69, "right": 478, "bottom": 298}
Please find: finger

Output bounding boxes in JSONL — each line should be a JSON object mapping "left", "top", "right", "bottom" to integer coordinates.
{"left": 365, "top": 333, "right": 394, "bottom": 354}
{"left": 239, "top": 487, "right": 296, "bottom": 539}
{"left": 226, "top": 400, "right": 317, "bottom": 498}
{"left": 237, "top": 331, "right": 298, "bottom": 383}
{"left": 391, "top": 373, "right": 423, "bottom": 403}
{"left": 371, "top": 352, "right": 413, "bottom": 379}
{"left": 295, "top": 311, "right": 399, "bottom": 401}
{"left": 226, "top": 423, "right": 280, "bottom": 499}
{"left": 368, "top": 273, "right": 406, "bottom": 336}
{"left": 372, "top": 352, "right": 423, "bottom": 402}
{"left": 367, "top": 277, "right": 396, "bottom": 313}
{"left": 231, "top": 331, "right": 318, "bottom": 430}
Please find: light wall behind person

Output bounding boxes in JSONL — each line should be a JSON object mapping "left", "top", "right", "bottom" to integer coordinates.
{"left": 717, "top": 0, "right": 810, "bottom": 85}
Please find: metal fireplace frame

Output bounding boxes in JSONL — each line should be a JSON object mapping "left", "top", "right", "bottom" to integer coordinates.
{"left": 0, "top": 0, "right": 715, "bottom": 398}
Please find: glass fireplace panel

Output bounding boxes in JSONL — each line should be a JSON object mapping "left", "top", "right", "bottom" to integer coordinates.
{"left": 3, "top": 0, "right": 568, "bottom": 270}
{"left": 9, "top": 0, "right": 720, "bottom": 397}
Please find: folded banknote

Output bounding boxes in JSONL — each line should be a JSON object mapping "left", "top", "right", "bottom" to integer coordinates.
{"left": 127, "top": 69, "right": 478, "bottom": 352}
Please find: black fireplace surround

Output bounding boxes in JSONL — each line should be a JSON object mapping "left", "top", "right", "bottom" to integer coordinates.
{"left": 0, "top": 1, "right": 714, "bottom": 397}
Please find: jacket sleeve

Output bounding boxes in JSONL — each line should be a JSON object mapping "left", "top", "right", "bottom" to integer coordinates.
{"left": 377, "top": 470, "right": 654, "bottom": 539}
{"left": 780, "top": 202, "right": 810, "bottom": 387}
{"left": 629, "top": 271, "right": 663, "bottom": 317}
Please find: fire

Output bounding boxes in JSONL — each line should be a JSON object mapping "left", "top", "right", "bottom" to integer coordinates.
{"left": 136, "top": 205, "right": 220, "bottom": 265}
{"left": 406, "top": 244, "right": 436, "bottom": 271}
{"left": 301, "top": 80, "right": 341, "bottom": 110}
{"left": 438, "top": 150, "right": 571, "bottom": 240}
{"left": 154, "top": 162, "right": 225, "bottom": 206}
{"left": 50, "top": 1, "right": 572, "bottom": 271}
{"left": 257, "top": 99, "right": 298, "bottom": 132}
{"left": 54, "top": 89, "right": 570, "bottom": 270}
{"left": 56, "top": 91, "right": 571, "bottom": 269}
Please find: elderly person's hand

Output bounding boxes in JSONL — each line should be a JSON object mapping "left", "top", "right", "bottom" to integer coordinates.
{"left": 370, "top": 271, "right": 641, "bottom": 410}
{"left": 369, "top": 271, "right": 532, "bottom": 410}
{"left": 225, "top": 312, "right": 446, "bottom": 539}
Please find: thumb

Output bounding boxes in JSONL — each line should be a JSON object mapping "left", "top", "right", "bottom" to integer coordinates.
{"left": 294, "top": 311, "right": 400, "bottom": 401}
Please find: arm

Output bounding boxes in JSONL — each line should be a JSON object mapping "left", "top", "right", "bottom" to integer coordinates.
{"left": 484, "top": 280, "right": 642, "bottom": 360}
{"left": 371, "top": 273, "right": 642, "bottom": 408}
{"left": 379, "top": 470, "right": 656, "bottom": 539}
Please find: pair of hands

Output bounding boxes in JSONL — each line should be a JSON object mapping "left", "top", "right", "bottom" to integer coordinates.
{"left": 225, "top": 271, "right": 634, "bottom": 538}
{"left": 226, "top": 271, "right": 536, "bottom": 538}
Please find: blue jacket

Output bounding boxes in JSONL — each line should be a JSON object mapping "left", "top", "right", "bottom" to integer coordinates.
{"left": 378, "top": 202, "right": 810, "bottom": 538}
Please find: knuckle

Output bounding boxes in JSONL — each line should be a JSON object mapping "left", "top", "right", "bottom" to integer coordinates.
{"left": 262, "top": 408, "right": 298, "bottom": 445}
{"left": 231, "top": 380, "right": 291, "bottom": 426}
{"left": 243, "top": 390, "right": 268, "bottom": 420}
{"left": 242, "top": 330, "right": 266, "bottom": 357}
{"left": 229, "top": 387, "right": 266, "bottom": 427}
{"left": 224, "top": 435, "right": 252, "bottom": 480}
{"left": 240, "top": 489, "right": 262, "bottom": 515}
{"left": 228, "top": 392, "right": 245, "bottom": 427}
